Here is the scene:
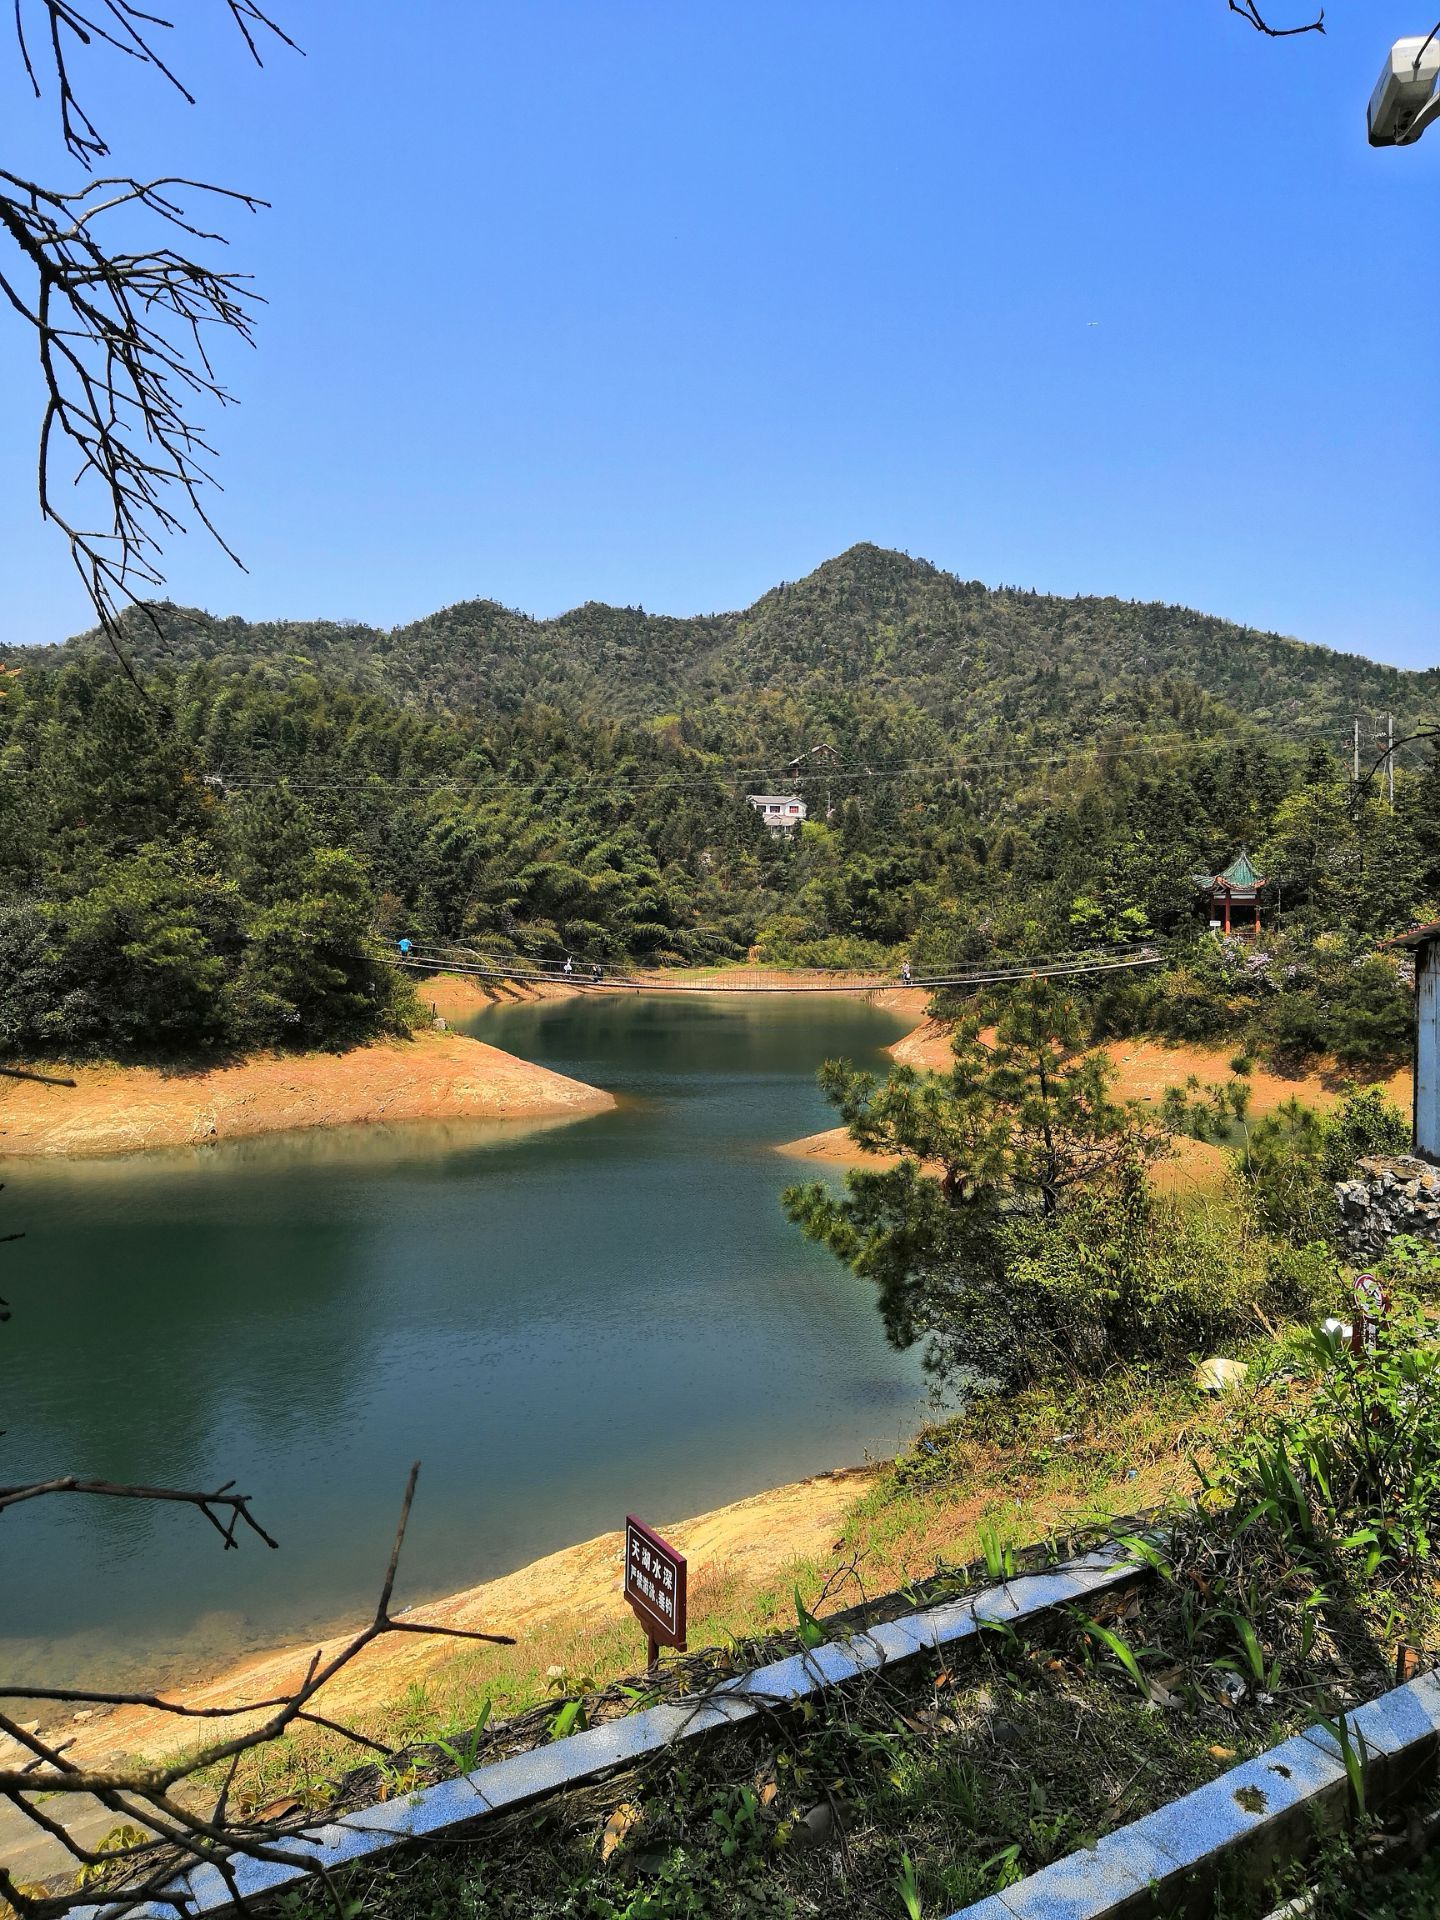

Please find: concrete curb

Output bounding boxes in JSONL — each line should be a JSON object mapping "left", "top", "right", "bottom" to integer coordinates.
{"left": 85, "top": 1549, "right": 1140, "bottom": 1918}
{"left": 950, "top": 1670, "right": 1440, "bottom": 1920}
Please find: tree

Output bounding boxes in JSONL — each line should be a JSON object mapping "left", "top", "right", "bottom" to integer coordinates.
{"left": 782, "top": 985, "right": 1173, "bottom": 1360}
{"left": 2, "top": 3, "right": 297, "bottom": 651}
{"left": 235, "top": 847, "right": 407, "bottom": 1046}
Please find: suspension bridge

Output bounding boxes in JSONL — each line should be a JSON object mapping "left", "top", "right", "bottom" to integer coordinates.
{"left": 381, "top": 943, "right": 1166, "bottom": 995}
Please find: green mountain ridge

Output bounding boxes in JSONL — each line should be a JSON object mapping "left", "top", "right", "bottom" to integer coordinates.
{"left": 9, "top": 544, "right": 1436, "bottom": 747}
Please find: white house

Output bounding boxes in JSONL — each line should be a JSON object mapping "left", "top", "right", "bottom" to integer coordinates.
{"left": 747, "top": 794, "right": 807, "bottom": 833}
{"left": 1389, "top": 922, "right": 1440, "bottom": 1159}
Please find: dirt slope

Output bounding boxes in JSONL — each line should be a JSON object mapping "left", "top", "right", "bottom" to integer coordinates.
{"left": 780, "top": 1026, "right": 1412, "bottom": 1175}
{"left": 0, "top": 1028, "right": 612, "bottom": 1159}
{"left": 0, "top": 1467, "right": 876, "bottom": 1774}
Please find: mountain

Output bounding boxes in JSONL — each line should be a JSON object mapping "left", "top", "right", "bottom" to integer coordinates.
{"left": 10, "top": 544, "right": 1437, "bottom": 746}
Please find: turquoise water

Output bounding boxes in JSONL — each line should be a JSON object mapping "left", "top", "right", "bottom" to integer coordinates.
{"left": 1, "top": 995, "right": 927, "bottom": 1691}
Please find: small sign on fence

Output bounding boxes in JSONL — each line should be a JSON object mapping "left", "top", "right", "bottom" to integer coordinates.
{"left": 624, "top": 1515, "right": 687, "bottom": 1669}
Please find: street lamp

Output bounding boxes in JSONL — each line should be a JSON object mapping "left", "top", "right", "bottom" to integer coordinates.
{"left": 1368, "top": 32, "right": 1440, "bottom": 145}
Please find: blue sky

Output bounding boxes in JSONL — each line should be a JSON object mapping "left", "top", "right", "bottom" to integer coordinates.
{"left": 1, "top": 2, "right": 1436, "bottom": 663}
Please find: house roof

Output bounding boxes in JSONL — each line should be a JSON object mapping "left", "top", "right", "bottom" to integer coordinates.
{"left": 1216, "top": 850, "right": 1262, "bottom": 889}
{"left": 1386, "top": 920, "right": 1440, "bottom": 951}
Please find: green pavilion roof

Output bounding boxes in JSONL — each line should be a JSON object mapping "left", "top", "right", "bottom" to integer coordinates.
{"left": 1217, "top": 850, "right": 1262, "bottom": 889}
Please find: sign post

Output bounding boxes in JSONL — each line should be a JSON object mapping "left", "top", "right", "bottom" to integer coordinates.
{"left": 1351, "top": 1272, "right": 1390, "bottom": 1358}
{"left": 623, "top": 1515, "right": 687, "bottom": 1671}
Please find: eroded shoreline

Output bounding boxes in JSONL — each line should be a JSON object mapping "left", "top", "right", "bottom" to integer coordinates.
{"left": 0, "top": 1465, "right": 880, "bottom": 1775}
{"left": 0, "top": 979, "right": 609, "bottom": 1158}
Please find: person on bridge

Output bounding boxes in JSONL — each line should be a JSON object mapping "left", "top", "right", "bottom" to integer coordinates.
{"left": 591, "top": 962, "right": 603, "bottom": 984}
{"left": 899, "top": 959, "right": 912, "bottom": 986}
{"left": 398, "top": 937, "right": 412, "bottom": 957}
{"left": 563, "top": 955, "right": 574, "bottom": 976}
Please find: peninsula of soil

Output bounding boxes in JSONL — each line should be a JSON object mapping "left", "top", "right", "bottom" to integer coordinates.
{"left": 0, "top": 979, "right": 608, "bottom": 1159}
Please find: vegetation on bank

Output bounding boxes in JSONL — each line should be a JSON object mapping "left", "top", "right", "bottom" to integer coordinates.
{"left": 783, "top": 979, "right": 1407, "bottom": 1406}
{"left": 146, "top": 1273, "right": 1440, "bottom": 1920}
{"left": 16, "top": 977, "right": 1430, "bottom": 1915}
{"left": 2, "top": 545, "right": 1436, "bottom": 1063}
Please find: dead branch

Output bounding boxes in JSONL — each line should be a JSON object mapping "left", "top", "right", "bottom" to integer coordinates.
{"left": 0, "top": 1464, "right": 516, "bottom": 1919}
{"left": 0, "top": 1476, "right": 281, "bottom": 1549}
{"left": 4, "top": 4, "right": 299, "bottom": 662}
{"left": 1227, "top": 1, "right": 1326, "bottom": 34}
{"left": 0, "top": 168, "right": 267, "bottom": 665}
{"left": 12, "top": 3, "right": 299, "bottom": 169}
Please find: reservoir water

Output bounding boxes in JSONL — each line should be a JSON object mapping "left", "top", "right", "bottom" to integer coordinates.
{"left": 3, "top": 995, "right": 928, "bottom": 1691}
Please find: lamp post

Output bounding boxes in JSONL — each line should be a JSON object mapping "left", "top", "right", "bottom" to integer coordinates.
{"left": 1368, "top": 32, "right": 1440, "bottom": 145}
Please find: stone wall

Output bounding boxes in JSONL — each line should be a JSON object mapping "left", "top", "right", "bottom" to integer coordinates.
{"left": 1334, "top": 1153, "right": 1440, "bottom": 1263}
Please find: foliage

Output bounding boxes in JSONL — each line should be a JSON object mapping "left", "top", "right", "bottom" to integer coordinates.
{"left": 781, "top": 986, "right": 1292, "bottom": 1392}
{"left": 1, "top": 543, "right": 1434, "bottom": 1062}
{"left": 1377, "top": 1233, "right": 1440, "bottom": 1297}
{"left": 1233, "top": 1086, "right": 1410, "bottom": 1248}
{"left": 1212, "top": 1317, "right": 1440, "bottom": 1577}
{"left": 1105, "top": 931, "right": 1413, "bottom": 1071}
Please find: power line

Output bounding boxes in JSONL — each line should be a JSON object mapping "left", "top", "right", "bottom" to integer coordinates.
{"left": 202, "top": 728, "right": 1326, "bottom": 801}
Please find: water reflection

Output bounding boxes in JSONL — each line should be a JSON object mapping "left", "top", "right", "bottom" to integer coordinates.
{"left": 3, "top": 996, "right": 926, "bottom": 1689}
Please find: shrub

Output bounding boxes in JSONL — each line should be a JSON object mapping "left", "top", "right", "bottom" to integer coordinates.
{"left": 920, "top": 1167, "right": 1273, "bottom": 1395}
{"left": 1378, "top": 1234, "right": 1440, "bottom": 1300}
{"left": 1234, "top": 1086, "right": 1410, "bottom": 1249}
{"left": 1210, "top": 1312, "right": 1440, "bottom": 1577}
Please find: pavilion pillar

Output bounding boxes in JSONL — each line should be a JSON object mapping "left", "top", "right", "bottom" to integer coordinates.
{"left": 1221, "top": 894, "right": 1230, "bottom": 936}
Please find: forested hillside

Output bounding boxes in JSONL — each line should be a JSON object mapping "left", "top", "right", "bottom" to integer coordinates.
{"left": 8, "top": 545, "right": 1438, "bottom": 742}
{"left": 2, "top": 545, "right": 1437, "bottom": 1064}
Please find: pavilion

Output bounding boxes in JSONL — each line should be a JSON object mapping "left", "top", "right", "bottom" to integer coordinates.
{"left": 1201, "top": 851, "right": 1265, "bottom": 938}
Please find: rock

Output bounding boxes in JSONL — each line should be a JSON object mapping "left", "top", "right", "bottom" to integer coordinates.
{"left": 601, "top": 1802, "right": 642, "bottom": 1864}
{"left": 1335, "top": 1155, "right": 1440, "bottom": 1263}
{"left": 1217, "top": 1671, "right": 1248, "bottom": 1708}
{"left": 1194, "top": 1356, "right": 1249, "bottom": 1394}
{"left": 790, "top": 1803, "right": 834, "bottom": 1848}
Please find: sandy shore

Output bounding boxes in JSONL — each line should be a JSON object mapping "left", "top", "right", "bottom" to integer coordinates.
{"left": 1, "top": 1465, "right": 877, "bottom": 1776}
{"left": 778, "top": 1026, "right": 1413, "bottom": 1180}
{"left": 0, "top": 1015, "right": 611, "bottom": 1159}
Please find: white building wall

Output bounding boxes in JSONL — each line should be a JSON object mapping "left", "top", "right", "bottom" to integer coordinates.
{"left": 1417, "top": 943, "right": 1440, "bottom": 1161}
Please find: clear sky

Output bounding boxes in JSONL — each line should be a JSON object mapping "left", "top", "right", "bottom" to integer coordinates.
{"left": 1, "top": 2, "right": 1436, "bottom": 663}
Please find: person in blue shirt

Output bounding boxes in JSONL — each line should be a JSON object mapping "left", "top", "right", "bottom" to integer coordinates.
{"left": 398, "top": 937, "right": 412, "bottom": 956}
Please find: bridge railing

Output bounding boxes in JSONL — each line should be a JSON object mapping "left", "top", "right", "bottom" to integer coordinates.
{"left": 378, "top": 943, "right": 1164, "bottom": 994}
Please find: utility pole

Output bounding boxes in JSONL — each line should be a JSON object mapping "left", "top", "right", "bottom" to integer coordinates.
{"left": 1354, "top": 716, "right": 1362, "bottom": 790}
{"left": 1388, "top": 712, "right": 1396, "bottom": 811}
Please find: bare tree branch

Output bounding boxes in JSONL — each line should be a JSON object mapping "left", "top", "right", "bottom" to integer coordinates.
{"left": 0, "top": 167, "right": 267, "bottom": 669}
{"left": 0, "top": 1474, "right": 281, "bottom": 1549}
{"left": 0, "top": 1192, "right": 516, "bottom": 1918}
{"left": 12, "top": 2, "right": 299, "bottom": 168}
{"left": 4, "top": 3, "right": 299, "bottom": 663}
{"left": 1227, "top": 0, "right": 1325, "bottom": 35}
{"left": 0, "top": 1464, "right": 516, "bottom": 1918}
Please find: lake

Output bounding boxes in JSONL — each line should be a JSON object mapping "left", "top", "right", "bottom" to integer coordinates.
{"left": 2, "top": 994, "right": 928, "bottom": 1691}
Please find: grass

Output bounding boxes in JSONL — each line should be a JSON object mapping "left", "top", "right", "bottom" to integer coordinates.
{"left": 68, "top": 1315, "right": 1440, "bottom": 1918}
{"left": 256, "top": 1481, "right": 1404, "bottom": 1920}
{"left": 1221, "top": 1820, "right": 1440, "bottom": 1919}
{"left": 199, "top": 1363, "right": 1244, "bottom": 1821}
